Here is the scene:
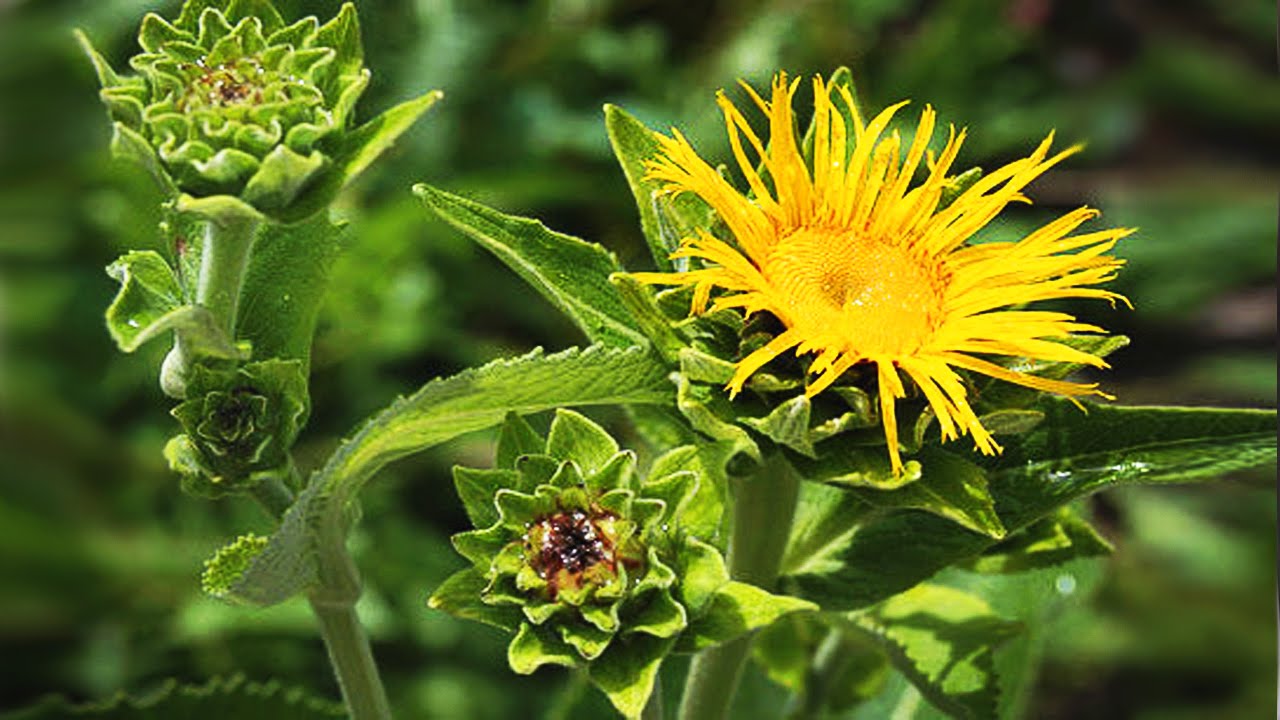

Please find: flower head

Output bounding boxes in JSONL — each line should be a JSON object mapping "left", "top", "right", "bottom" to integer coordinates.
{"left": 78, "top": 0, "right": 439, "bottom": 221}
{"left": 634, "top": 72, "right": 1131, "bottom": 474}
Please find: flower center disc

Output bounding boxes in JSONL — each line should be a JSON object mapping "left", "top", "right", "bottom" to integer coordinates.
{"left": 764, "top": 228, "right": 944, "bottom": 355}
{"left": 527, "top": 510, "right": 619, "bottom": 599}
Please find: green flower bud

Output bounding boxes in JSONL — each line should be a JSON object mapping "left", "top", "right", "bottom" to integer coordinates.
{"left": 78, "top": 0, "right": 440, "bottom": 221}
{"left": 430, "top": 410, "right": 814, "bottom": 718}
{"left": 166, "top": 358, "right": 307, "bottom": 496}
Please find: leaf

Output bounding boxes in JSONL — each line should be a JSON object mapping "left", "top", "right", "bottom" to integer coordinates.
{"left": 780, "top": 400, "right": 1276, "bottom": 611}
{"left": 427, "top": 568, "right": 521, "bottom": 633}
{"left": 778, "top": 482, "right": 870, "bottom": 577}
{"left": 452, "top": 467, "right": 518, "bottom": 529}
{"left": 610, "top": 274, "right": 688, "bottom": 363}
{"left": 104, "top": 251, "right": 242, "bottom": 359}
{"left": 604, "top": 104, "right": 715, "bottom": 271}
{"left": 753, "top": 617, "right": 890, "bottom": 715}
{"left": 966, "top": 506, "right": 1112, "bottom": 574}
{"left": 645, "top": 442, "right": 735, "bottom": 541}
{"left": 414, "top": 182, "right": 647, "bottom": 348}
{"left": 495, "top": 412, "right": 545, "bottom": 469}
{"left": 589, "top": 635, "right": 676, "bottom": 719}
{"left": 281, "top": 90, "right": 442, "bottom": 222}
{"left": 546, "top": 408, "right": 619, "bottom": 476}
{"left": 233, "top": 345, "right": 672, "bottom": 605}
{"left": 742, "top": 395, "right": 816, "bottom": 457}
{"left": 680, "top": 581, "right": 817, "bottom": 651}
{"left": 235, "top": 213, "right": 343, "bottom": 369}
{"left": 673, "top": 374, "right": 760, "bottom": 464}
{"left": 848, "top": 584, "right": 1022, "bottom": 720}
{"left": 0, "top": 675, "right": 343, "bottom": 720}
{"left": 852, "top": 447, "right": 1006, "bottom": 539}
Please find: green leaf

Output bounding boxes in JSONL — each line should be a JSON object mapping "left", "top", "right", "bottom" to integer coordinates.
{"left": 604, "top": 104, "right": 716, "bottom": 272}
{"left": 589, "top": 635, "right": 676, "bottom": 719}
{"left": 753, "top": 618, "right": 889, "bottom": 715}
{"left": 452, "top": 467, "right": 518, "bottom": 529}
{"left": 104, "top": 251, "right": 241, "bottom": 358}
{"left": 201, "top": 533, "right": 268, "bottom": 600}
{"left": 645, "top": 442, "right": 735, "bottom": 541}
{"left": 673, "top": 374, "right": 760, "bottom": 463}
{"left": 966, "top": 506, "right": 1112, "bottom": 574}
{"left": 743, "top": 395, "right": 817, "bottom": 458}
{"left": 427, "top": 569, "right": 521, "bottom": 633}
{"left": 781, "top": 400, "right": 1276, "bottom": 611}
{"left": 681, "top": 581, "right": 817, "bottom": 651}
{"left": 240, "top": 146, "right": 327, "bottom": 213}
{"left": 110, "top": 122, "right": 177, "bottom": 195}
{"left": 508, "top": 623, "right": 578, "bottom": 674}
{"left": 0, "top": 675, "right": 343, "bottom": 720}
{"left": 414, "top": 182, "right": 647, "bottom": 348}
{"left": 545, "top": 408, "right": 620, "bottom": 476}
{"left": 495, "top": 412, "right": 545, "bottom": 469}
{"left": 779, "top": 482, "right": 870, "bottom": 577}
{"left": 234, "top": 213, "right": 343, "bottom": 370}
{"left": 234, "top": 345, "right": 671, "bottom": 605}
{"left": 282, "top": 90, "right": 442, "bottom": 223}
{"left": 610, "top": 274, "right": 688, "bottom": 364}
{"left": 849, "top": 584, "right": 1022, "bottom": 720}
{"left": 852, "top": 447, "right": 1006, "bottom": 539}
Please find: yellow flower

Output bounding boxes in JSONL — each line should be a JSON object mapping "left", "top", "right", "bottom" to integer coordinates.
{"left": 633, "top": 72, "right": 1131, "bottom": 475}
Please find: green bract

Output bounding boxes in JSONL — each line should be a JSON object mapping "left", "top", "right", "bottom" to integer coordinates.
{"left": 166, "top": 358, "right": 307, "bottom": 496}
{"left": 430, "top": 410, "right": 813, "bottom": 718}
{"left": 77, "top": 0, "right": 439, "bottom": 222}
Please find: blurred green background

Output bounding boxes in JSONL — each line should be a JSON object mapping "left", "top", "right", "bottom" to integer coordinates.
{"left": 0, "top": 0, "right": 1274, "bottom": 717}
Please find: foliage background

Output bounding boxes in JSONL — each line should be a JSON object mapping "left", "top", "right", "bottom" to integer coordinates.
{"left": 0, "top": 0, "right": 1274, "bottom": 717}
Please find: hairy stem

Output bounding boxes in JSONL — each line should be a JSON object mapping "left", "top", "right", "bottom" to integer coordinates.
{"left": 642, "top": 673, "right": 664, "bottom": 720}
{"left": 161, "top": 213, "right": 259, "bottom": 397}
{"left": 784, "top": 627, "right": 850, "bottom": 719}
{"left": 677, "top": 453, "right": 800, "bottom": 720}
{"left": 250, "top": 465, "right": 389, "bottom": 719}
{"left": 309, "top": 500, "right": 392, "bottom": 720}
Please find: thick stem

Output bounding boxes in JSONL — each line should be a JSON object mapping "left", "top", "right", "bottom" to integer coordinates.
{"left": 196, "top": 213, "right": 259, "bottom": 338}
{"left": 161, "top": 213, "right": 259, "bottom": 398}
{"left": 309, "top": 595, "right": 391, "bottom": 720}
{"left": 250, "top": 475, "right": 295, "bottom": 518}
{"left": 677, "top": 453, "right": 800, "bottom": 720}
{"left": 249, "top": 469, "right": 388, "bottom": 719}
{"left": 642, "top": 673, "right": 664, "bottom": 720}
{"left": 784, "top": 628, "right": 850, "bottom": 720}
{"left": 309, "top": 503, "right": 392, "bottom": 720}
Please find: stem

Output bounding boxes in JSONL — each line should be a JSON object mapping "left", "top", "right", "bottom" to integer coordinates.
{"left": 784, "top": 628, "right": 849, "bottom": 720}
{"left": 309, "top": 501, "right": 392, "bottom": 720}
{"left": 677, "top": 453, "right": 800, "bottom": 720}
{"left": 250, "top": 475, "right": 294, "bottom": 518}
{"left": 642, "top": 673, "right": 664, "bottom": 720}
{"left": 249, "top": 466, "right": 389, "bottom": 719}
{"left": 197, "top": 212, "right": 259, "bottom": 338}
{"left": 161, "top": 213, "right": 260, "bottom": 398}
{"left": 309, "top": 595, "right": 391, "bottom": 720}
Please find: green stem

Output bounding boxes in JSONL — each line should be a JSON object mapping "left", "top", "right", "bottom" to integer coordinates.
{"left": 250, "top": 475, "right": 294, "bottom": 518}
{"left": 161, "top": 212, "right": 260, "bottom": 397}
{"left": 196, "top": 212, "right": 259, "bottom": 338}
{"left": 642, "top": 673, "right": 664, "bottom": 720}
{"left": 248, "top": 465, "right": 388, "bottom": 720}
{"left": 309, "top": 595, "right": 391, "bottom": 720}
{"left": 784, "top": 628, "right": 849, "bottom": 720}
{"left": 309, "top": 502, "right": 392, "bottom": 720}
{"left": 677, "top": 453, "right": 800, "bottom": 720}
